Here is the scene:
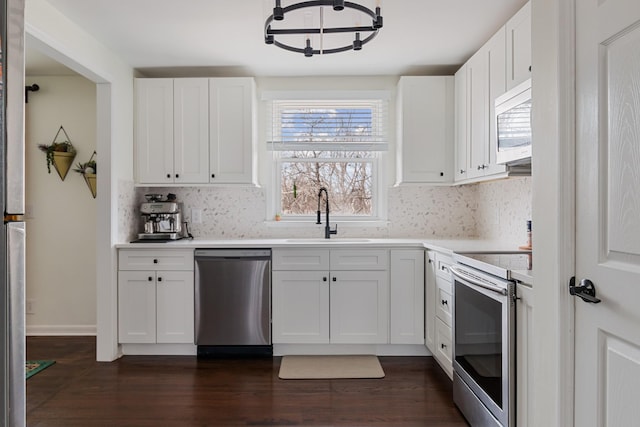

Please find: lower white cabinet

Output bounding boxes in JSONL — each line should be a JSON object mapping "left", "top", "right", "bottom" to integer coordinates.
{"left": 272, "top": 270, "right": 329, "bottom": 343}
{"left": 272, "top": 248, "right": 389, "bottom": 345}
{"left": 118, "top": 249, "right": 194, "bottom": 344}
{"left": 425, "top": 250, "right": 454, "bottom": 378}
{"left": 390, "top": 249, "right": 425, "bottom": 344}
{"left": 517, "top": 282, "right": 534, "bottom": 427}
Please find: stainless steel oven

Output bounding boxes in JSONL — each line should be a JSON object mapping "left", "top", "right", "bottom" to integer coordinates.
{"left": 450, "top": 252, "right": 529, "bottom": 427}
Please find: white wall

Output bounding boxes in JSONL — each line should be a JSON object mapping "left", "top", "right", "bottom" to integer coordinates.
{"left": 26, "top": 0, "right": 135, "bottom": 361}
{"left": 24, "top": 75, "right": 97, "bottom": 335}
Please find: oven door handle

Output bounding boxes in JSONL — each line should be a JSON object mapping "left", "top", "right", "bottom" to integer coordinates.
{"left": 450, "top": 266, "right": 508, "bottom": 296}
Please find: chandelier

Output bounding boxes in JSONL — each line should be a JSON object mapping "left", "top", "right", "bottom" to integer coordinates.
{"left": 264, "top": 1, "right": 383, "bottom": 57}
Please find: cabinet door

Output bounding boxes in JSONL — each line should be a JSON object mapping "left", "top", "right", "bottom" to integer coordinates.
{"left": 425, "top": 251, "right": 437, "bottom": 352}
{"left": 330, "top": 270, "right": 389, "bottom": 344}
{"left": 485, "top": 27, "right": 508, "bottom": 176}
{"left": 506, "top": 1, "right": 532, "bottom": 90}
{"left": 118, "top": 271, "right": 156, "bottom": 343}
{"left": 390, "top": 250, "right": 424, "bottom": 345}
{"left": 517, "top": 283, "right": 534, "bottom": 427}
{"left": 454, "top": 65, "right": 469, "bottom": 182}
{"left": 173, "top": 78, "right": 210, "bottom": 184}
{"left": 396, "top": 76, "right": 453, "bottom": 184}
{"left": 272, "top": 271, "right": 330, "bottom": 343}
{"left": 467, "top": 49, "right": 489, "bottom": 179}
{"left": 434, "top": 317, "right": 453, "bottom": 379}
{"left": 135, "top": 78, "right": 174, "bottom": 184}
{"left": 156, "top": 271, "right": 195, "bottom": 344}
{"left": 209, "top": 78, "right": 256, "bottom": 184}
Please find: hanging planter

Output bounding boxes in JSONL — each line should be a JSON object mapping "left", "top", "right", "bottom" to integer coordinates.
{"left": 74, "top": 151, "right": 97, "bottom": 198}
{"left": 38, "top": 126, "right": 77, "bottom": 181}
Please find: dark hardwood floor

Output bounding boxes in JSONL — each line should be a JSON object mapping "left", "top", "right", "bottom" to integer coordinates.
{"left": 27, "top": 336, "right": 468, "bottom": 427}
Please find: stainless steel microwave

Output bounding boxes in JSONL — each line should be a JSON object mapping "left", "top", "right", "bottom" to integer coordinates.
{"left": 495, "top": 79, "right": 532, "bottom": 166}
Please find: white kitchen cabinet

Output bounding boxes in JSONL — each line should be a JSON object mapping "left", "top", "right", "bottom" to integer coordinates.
{"left": 135, "top": 77, "right": 257, "bottom": 185}
{"left": 396, "top": 76, "right": 454, "bottom": 184}
{"left": 454, "top": 65, "right": 469, "bottom": 182}
{"left": 458, "top": 30, "right": 508, "bottom": 182}
{"left": 272, "top": 270, "right": 330, "bottom": 343}
{"left": 506, "top": 1, "right": 532, "bottom": 91}
{"left": 517, "top": 282, "right": 534, "bottom": 427}
{"left": 424, "top": 251, "right": 437, "bottom": 352}
{"left": 118, "top": 249, "right": 194, "bottom": 344}
{"left": 209, "top": 77, "right": 257, "bottom": 184}
{"left": 426, "top": 251, "right": 454, "bottom": 379}
{"left": 390, "top": 249, "right": 425, "bottom": 345}
{"left": 135, "top": 78, "right": 209, "bottom": 184}
{"left": 272, "top": 248, "right": 389, "bottom": 345}
{"left": 454, "top": 4, "right": 530, "bottom": 184}
{"left": 330, "top": 270, "right": 389, "bottom": 344}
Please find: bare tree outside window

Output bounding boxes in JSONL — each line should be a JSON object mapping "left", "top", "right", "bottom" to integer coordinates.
{"left": 276, "top": 105, "right": 376, "bottom": 217}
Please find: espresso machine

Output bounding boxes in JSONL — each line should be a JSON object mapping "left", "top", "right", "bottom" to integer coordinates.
{"left": 137, "top": 193, "right": 185, "bottom": 241}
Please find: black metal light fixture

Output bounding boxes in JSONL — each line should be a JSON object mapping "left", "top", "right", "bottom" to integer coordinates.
{"left": 264, "top": 0, "right": 383, "bottom": 57}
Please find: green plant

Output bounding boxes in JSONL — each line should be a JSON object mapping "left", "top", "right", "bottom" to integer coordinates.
{"left": 74, "top": 159, "right": 96, "bottom": 175}
{"left": 38, "top": 141, "right": 76, "bottom": 173}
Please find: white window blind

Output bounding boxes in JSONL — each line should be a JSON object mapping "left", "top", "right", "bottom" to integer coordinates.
{"left": 267, "top": 99, "right": 389, "bottom": 151}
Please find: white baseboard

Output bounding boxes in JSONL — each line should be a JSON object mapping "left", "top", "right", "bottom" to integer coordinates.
{"left": 26, "top": 324, "right": 97, "bottom": 336}
{"left": 273, "top": 343, "right": 431, "bottom": 356}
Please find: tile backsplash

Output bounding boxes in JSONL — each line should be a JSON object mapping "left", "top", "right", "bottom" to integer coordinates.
{"left": 121, "top": 176, "right": 531, "bottom": 245}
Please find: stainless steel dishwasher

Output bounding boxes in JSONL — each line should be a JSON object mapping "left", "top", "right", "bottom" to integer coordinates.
{"left": 194, "top": 249, "right": 272, "bottom": 356}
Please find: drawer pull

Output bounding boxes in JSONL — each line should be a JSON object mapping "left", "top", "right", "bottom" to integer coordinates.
{"left": 153, "top": 259, "right": 158, "bottom": 264}
{"left": 441, "top": 299, "right": 448, "bottom": 306}
{"left": 323, "top": 277, "right": 327, "bottom": 282}
{"left": 332, "top": 277, "right": 337, "bottom": 282}
{"left": 148, "top": 276, "right": 153, "bottom": 282}
{"left": 157, "top": 277, "right": 162, "bottom": 282}
{"left": 441, "top": 265, "right": 450, "bottom": 273}
{"left": 441, "top": 343, "right": 447, "bottom": 349}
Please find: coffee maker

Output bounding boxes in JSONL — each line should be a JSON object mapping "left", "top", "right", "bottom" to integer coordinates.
{"left": 138, "top": 193, "right": 185, "bottom": 241}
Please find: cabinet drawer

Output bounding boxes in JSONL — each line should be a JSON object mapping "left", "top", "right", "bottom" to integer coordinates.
{"left": 272, "top": 249, "right": 330, "bottom": 271}
{"left": 330, "top": 249, "right": 389, "bottom": 270}
{"left": 119, "top": 249, "right": 194, "bottom": 271}
{"left": 434, "top": 317, "right": 453, "bottom": 377}
{"left": 435, "top": 277, "right": 452, "bottom": 327}
{"left": 435, "top": 252, "right": 454, "bottom": 280}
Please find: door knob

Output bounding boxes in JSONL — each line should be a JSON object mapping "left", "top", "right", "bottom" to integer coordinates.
{"left": 569, "top": 277, "right": 601, "bottom": 304}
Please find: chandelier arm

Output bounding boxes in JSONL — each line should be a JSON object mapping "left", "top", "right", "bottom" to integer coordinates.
{"left": 264, "top": 0, "right": 382, "bottom": 56}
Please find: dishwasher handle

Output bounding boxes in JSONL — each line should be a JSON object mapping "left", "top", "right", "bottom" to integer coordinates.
{"left": 195, "top": 249, "right": 271, "bottom": 259}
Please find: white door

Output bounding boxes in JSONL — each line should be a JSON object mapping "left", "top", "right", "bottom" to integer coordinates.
{"left": 156, "top": 271, "right": 194, "bottom": 344}
{"left": 574, "top": 0, "right": 640, "bottom": 425}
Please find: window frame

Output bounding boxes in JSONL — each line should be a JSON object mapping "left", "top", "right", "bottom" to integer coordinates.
{"left": 264, "top": 91, "right": 390, "bottom": 224}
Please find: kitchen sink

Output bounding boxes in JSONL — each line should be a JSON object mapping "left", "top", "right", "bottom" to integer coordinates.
{"left": 284, "top": 238, "right": 373, "bottom": 243}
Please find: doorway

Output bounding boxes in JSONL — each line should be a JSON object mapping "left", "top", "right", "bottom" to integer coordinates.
{"left": 24, "top": 45, "right": 98, "bottom": 337}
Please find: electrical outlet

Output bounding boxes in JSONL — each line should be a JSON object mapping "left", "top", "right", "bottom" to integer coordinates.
{"left": 191, "top": 208, "right": 202, "bottom": 224}
{"left": 26, "top": 299, "right": 35, "bottom": 314}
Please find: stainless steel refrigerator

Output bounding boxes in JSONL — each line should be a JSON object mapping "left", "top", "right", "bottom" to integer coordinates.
{"left": 1, "top": 0, "right": 26, "bottom": 426}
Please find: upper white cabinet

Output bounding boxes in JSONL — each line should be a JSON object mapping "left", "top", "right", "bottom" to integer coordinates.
{"left": 396, "top": 76, "right": 454, "bottom": 185}
{"left": 209, "top": 78, "right": 257, "bottom": 184}
{"left": 135, "top": 77, "right": 257, "bottom": 186}
{"left": 506, "top": 1, "right": 532, "bottom": 90}
{"left": 135, "top": 78, "right": 209, "bottom": 184}
{"left": 454, "top": 2, "right": 529, "bottom": 184}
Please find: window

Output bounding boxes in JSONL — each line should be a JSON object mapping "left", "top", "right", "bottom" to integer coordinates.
{"left": 266, "top": 96, "right": 388, "bottom": 221}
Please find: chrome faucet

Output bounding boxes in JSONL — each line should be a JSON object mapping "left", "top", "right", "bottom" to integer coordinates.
{"left": 316, "top": 187, "right": 338, "bottom": 239}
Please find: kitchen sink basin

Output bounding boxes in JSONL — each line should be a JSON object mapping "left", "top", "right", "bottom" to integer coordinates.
{"left": 284, "top": 238, "right": 373, "bottom": 243}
